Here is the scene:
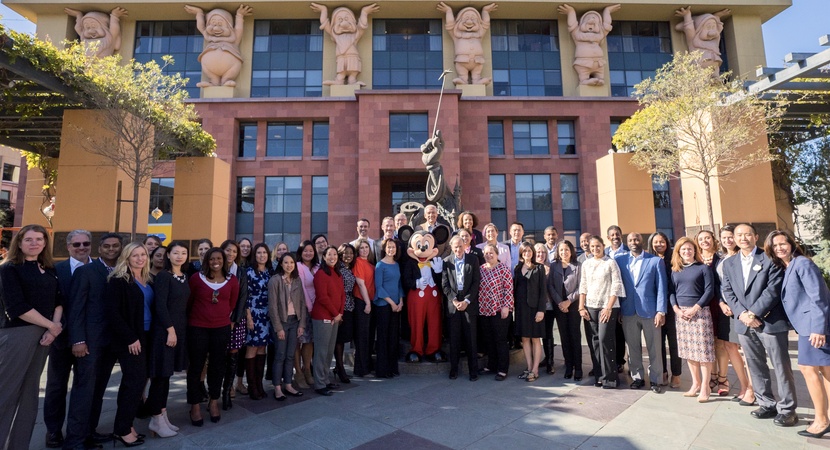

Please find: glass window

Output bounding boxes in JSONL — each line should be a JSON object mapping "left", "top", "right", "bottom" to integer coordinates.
{"left": 560, "top": 174, "right": 581, "bottom": 243}
{"left": 251, "top": 20, "right": 323, "bottom": 98}
{"left": 389, "top": 113, "right": 428, "bottom": 149}
{"left": 391, "top": 182, "right": 427, "bottom": 216}
{"left": 264, "top": 176, "right": 302, "bottom": 251}
{"left": 0, "top": 190, "right": 11, "bottom": 209}
{"left": 373, "top": 19, "right": 443, "bottom": 90}
{"left": 239, "top": 123, "right": 257, "bottom": 158}
{"left": 312, "top": 122, "right": 329, "bottom": 157}
{"left": 610, "top": 120, "right": 622, "bottom": 151}
{"left": 607, "top": 21, "right": 673, "bottom": 97}
{"left": 134, "top": 21, "right": 202, "bottom": 98}
{"left": 266, "top": 122, "right": 304, "bottom": 157}
{"left": 148, "top": 177, "right": 174, "bottom": 224}
{"left": 491, "top": 20, "right": 562, "bottom": 96}
{"left": 513, "top": 121, "right": 549, "bottom": 155}
{"left": 236, "top": 177, "right": 255, "bottom": 238}
{"left": 653, "top": 176, "right": 674, "bottom": 241}
{"left": 1, "top": 164, "right": 19, "bottom": 183}
{"left": 489, "top": 175, "right": 507, "bottom": 233}
{"left": 311, "top": 176, "right": 328, "bottom": 237}
{"left": 488, "top": 121, "right": 504, "bottom": 156}
{"left": 515, "top": 174, "right": 552, "bottom": 240}
{"left": 557, "top": 121, "right": 575, "bottom": 155}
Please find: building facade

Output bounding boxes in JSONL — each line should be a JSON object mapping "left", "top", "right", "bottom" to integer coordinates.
{"left": 4, "top": 0, "right": 789, "bottom": 248}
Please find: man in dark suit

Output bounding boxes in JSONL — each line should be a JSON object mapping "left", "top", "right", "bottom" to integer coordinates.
{"left": 62, "top": 233, "right": 123, "bottom": 449}
{"left": 373, "top": 216, "right": 397, "bottom": 263}
{"left": 43, "top": 230, "right": 93, "bottom": 449}
{"left": 441, "top": 236, "right": 481, "bottom": 381}
{"left": 615, "top": 233, "right": 667, "bottom": 393}
{"left": 721, "top": 223, "right": 797, "bottom": 427}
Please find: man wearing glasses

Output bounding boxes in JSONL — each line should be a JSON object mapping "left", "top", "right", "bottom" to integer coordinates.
{"left": 44, "top": 230, "right": 93, "bottom": 448}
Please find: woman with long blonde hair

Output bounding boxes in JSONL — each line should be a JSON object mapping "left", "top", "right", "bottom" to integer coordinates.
{"left": 107, "top": 242, "right": 153, "bottom": 446}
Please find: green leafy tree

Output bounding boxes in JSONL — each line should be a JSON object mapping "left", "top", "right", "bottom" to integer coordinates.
{"left": 613, "top": 51, "right": 785, "bottom": 232}
{"left": 783, "top": 135, "right": 830, "bottom": 240}
{"left": 1, "top": 25, "right": 215, "bottom": 239}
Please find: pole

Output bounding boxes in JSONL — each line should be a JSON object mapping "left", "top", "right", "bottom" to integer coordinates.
{"left": 432, "top": 69, "right": 453, "bottom": 138}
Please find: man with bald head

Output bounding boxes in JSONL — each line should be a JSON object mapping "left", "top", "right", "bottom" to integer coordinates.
{"left": 614, "top": 232, "right": 667, "bottom": 392}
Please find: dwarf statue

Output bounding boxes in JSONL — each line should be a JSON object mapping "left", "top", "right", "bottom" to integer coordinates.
{"left": 65, "top": 7, "right": 128, "bottom": 58}
{"left": 675, "top": 7, "right": 731, "bottom": 70}
{"left": 400, "top": 225, "right": 450, "bottom": 363}
{"left": 437, "top": 2, "right": 497, "bottom": 85}
{"left": 311, "top": 3, "right": 379, "bottom": 86}
{"left": 558, "top": 3, "right": 621, "bottom": 86}
{"left": 184, "top": 4, "right": 253, "bottom": 88}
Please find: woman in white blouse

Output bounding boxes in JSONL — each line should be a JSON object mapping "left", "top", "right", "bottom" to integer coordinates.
{"left": 578, "top": 235, "right": 625, "bottom": 389}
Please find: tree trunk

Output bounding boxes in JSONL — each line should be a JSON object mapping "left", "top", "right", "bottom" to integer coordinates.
{"left": 131, "top": 172, "right": 140, "bottom": 242}
{"left": 703, "top": 176, "right": 716, "bottom": 234}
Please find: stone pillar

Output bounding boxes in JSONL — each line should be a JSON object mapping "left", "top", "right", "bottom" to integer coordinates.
{"left": 53, "top": 109, "right": 150, "bottom": 239}
{"left": 170, "top": 156, "right": 231, "bottom": 251}
{"left": 596, "top": 152, "right": 656, "bottom": 236}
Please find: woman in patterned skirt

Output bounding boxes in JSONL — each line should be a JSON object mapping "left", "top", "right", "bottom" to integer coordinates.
{"left": 220, "top": 240, "right": 248, "bottom": 410}
{"left": 243, "top": 243, "right": 274, "bottom": 400}
{"left": 669, "top": 237, "right": 715, "bottom": 403}
{"left": 334, "top": 244, "right": 357, "bottom": 383}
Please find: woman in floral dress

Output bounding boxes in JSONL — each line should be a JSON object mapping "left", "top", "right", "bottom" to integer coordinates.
{"left": 243, "top": 243, "right": 274, "bottom": 400}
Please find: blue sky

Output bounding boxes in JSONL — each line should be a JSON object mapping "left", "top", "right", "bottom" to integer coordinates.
{"left": 0, "top": 0, "right": 827, "bottom": 68}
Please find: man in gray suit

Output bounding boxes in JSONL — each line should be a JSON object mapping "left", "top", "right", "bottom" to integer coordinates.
{"left": 721, "top": 223, "right": 797, "bottom": 427}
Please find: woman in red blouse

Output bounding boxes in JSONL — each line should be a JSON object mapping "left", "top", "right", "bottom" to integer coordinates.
{"left": 311, "top": 246, "right": 345, "bottom": 396}
{"left": 186, "top": 248, "right": 239, "bottom": 426}
{"left": 478, "top": 243, "right": 514, "bottom": 381}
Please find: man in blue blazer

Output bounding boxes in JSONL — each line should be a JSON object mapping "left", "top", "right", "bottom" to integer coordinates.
{"left": 615, "top": 233, "right": 667, "bottom": 393}
{"left": 43, "top": 230, "right": 93, "bottom": 449}
{"left": 62, "top": 233, "right": 123, "bottom": 449}
{"left": 722, "top": 224, "right": 797, "bottom": 427}
{"left": 442, "top": 236, "right": 481, "bottom": 381}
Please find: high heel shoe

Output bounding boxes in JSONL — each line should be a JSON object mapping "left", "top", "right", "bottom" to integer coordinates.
{"left": 717, "top": 376, "right": 730, "bottom": 396}
{"left": 149, "top": 415, "right": 177, "bottom": 438}
{"left": 112, "top": 434, "right": 144, "bottom": 447}
{"left": 798, "top": 423, "right": 830, "bottom": 438}
{"left": 161, "top": 410, "right": 178, "bottom": 432}
{"left": 209, "top": 400, "right": 221, "bottom": 423}
{"left": 189, "top": 410, "right": 203, "bottom": 427}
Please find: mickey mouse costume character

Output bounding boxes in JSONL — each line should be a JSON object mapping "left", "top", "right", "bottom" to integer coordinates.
{"left": 399, "top": 225, "right": 450, "bottom": 363}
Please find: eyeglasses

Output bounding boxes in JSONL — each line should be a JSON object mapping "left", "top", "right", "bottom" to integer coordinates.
{"left": 211, "top": 290, "right": 219, "bottom": 304}
{"left": 72, "top": 242, "right": 92, "bottom": 248}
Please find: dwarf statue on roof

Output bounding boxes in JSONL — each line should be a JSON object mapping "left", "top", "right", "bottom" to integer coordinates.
{"left": 65, "top": 7, "right": 128, "bottom": 58}
{"left": 558, "top": 3, "right": 621, "bottom": 86}
{"left": 185, "top": 4, "right": 253, "bottom": 88}
{"left": 675, "top": 6, "right": 731, "bottom": 70}
{"left": 311, "top": 3, "right": 379, "bottom": 86}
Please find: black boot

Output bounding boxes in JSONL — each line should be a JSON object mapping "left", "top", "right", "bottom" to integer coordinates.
{"left": 255, "top": 354, "right": 268, "bottom": 399}
{"left": 222, "top": 352, "right": 237, "bottom": 410}
{"left": 245, "top": 356, "right": 260, "bottom": 400}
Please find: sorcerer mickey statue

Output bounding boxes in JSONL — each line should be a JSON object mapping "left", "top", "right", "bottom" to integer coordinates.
{"left": 399, "top": 224, "right": 450, "bottom": 363}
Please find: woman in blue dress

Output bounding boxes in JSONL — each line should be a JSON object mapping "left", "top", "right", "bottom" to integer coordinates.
{"left": 766, "top": 230, "right": 830, "bottom": 438}
{"left": 243, "top": 243, "right": 274, "bottom": 400}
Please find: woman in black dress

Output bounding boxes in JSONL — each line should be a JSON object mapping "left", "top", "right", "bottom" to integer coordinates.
{"left": 514, "top": 242, "right": 547, "bottom": 382}
{"left": 0, "top": 224, "right": 62, "bottom": 449}
{"left": 334, "top": 244, "right": 357, "bottom": 383}
{"left": 146, "top": 241, "right": 190, "bottom": 438}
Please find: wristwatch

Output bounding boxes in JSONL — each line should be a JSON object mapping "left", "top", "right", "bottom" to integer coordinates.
{"left": 745, "top": 311, "right": 756, "bottom": 320}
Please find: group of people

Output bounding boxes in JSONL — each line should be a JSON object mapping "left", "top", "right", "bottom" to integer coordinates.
{"left": 0, "top": 210, "right": 828, "bottom": 449}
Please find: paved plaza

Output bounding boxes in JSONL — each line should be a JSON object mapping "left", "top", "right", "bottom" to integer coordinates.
{"left": 29, "top": 334, "right": 830, "bottom": 449}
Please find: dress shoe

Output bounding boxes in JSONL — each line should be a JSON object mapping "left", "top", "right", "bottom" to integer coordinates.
{"left": 774, "top": 412, "right": 799, "bottom": 427}
{"left": 798, "top": 423, "right": 830, "bottom": 438}
{"left": 739, "top": 398, "right": 757, "bottom": 407}
{"left": 469, "top": 374, "right": 478, "bottom": 382}
{"left": 82, "top": 437, "right": 103, "bottom": 449}
{"left": 651, "top": 385, "right": 662, "bottom": 393}
{"left": 449, "top": 370, "right": 458, "bottom": 380}
{"left": 750, "top": 406, "right": 777, "bottom": 419}
{"left": 630, "top": 379, "right": 645, "bottom": 389}
{"left": 564, "top": 368, "right": 573, "bottom": 379}
{"left": 495, "top": 373, "right": 506, "bottom": 381}
{"left": 112, "top": 435, "right": 144, "bottom": 448}
{"left": 315, "top": 388, "right": 333, "bottom": 396}
{"left": 45, "top": 431, "right": 64, "bottom": 448}
{"left": 91, "top": 432, "right": 113, "bottom": 444}
{"left": 574, "top": 371, "right": 583, "bottom": 382}
{"left": 326, "top": 383, "right": 340, "bottom": 390}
